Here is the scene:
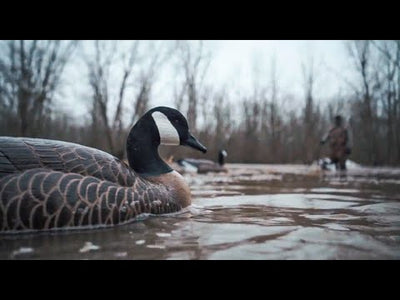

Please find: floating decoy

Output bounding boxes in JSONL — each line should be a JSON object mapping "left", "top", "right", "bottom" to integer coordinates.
{"left": 0, "top": 106, "right": 206, "bottom": 233}
{"left": 177, "top": 149, "right": 227, "bottom": 174}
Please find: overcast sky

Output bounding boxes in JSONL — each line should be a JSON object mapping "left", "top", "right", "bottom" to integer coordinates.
{"left": 206, "top": 40, "right": 351, "bottom": 94}
{"left": 59, "top": 40, "right": 355, "bottom": 122}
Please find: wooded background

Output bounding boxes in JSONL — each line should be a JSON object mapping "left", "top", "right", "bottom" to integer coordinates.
{"left": 1, "top": 40, "right": 399, "bottom": 166}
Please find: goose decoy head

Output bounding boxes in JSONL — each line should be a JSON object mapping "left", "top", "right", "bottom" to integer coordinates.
{"left": 218, "top": 149, "right": 227, "bottom": 166}
{"left": 149, "top": 106, "right": 207, "bottom": 153}
{"left": 127, "top": 106, "right": 207, "bottom": 176}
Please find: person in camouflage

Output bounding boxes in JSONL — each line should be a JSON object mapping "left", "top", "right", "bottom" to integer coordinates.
{"left": 320, "top": 115, "right": 352, "bottom": 171}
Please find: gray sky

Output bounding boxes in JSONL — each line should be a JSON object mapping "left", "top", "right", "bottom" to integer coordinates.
{"left": 59, "top": 40, "right": 355, "bottom": 122}
{"left": 207, "top": 40, "right": 351, "bottom": 94}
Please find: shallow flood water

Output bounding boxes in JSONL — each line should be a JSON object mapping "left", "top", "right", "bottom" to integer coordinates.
{"left": 1, "top": 163, "right": 400, "bottom": 260}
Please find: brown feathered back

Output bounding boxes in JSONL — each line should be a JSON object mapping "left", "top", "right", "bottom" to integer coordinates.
{"left": 0, "top": 137, "right": 182, "bottom": 233}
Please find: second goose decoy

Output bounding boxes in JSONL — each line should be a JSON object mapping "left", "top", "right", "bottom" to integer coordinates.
{"left": 177, "top": 149, "right": 227, "bottom": 174}
{"left": 0, "top": 106, "right": 206, "bottom": 233}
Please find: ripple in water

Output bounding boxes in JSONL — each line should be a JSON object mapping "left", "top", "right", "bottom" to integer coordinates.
{"left": 1, "top": 164, "right": 399, "bottom": 259}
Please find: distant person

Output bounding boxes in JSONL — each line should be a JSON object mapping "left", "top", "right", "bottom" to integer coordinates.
{"left": 320, "top": 115, "right": 352, "bottom": 171}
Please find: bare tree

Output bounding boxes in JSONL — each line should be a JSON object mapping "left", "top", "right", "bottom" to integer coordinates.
{"left": 128, "top": 42, "right": 172, "bottom": 128}
{"left": 267, "top": 57, "right": 282, "bottom": 161}
{"left": 371, "top": 40, "right": 400, "bottom": 163}
{"left": 175, "top": 41, "right": 211, "bottom": 131}
{"left": 347, "top": 40, "right": 379, "bottom": 164}
{"left": 301, "top": 55, "right": 318, "bottom": 163}
{"left": 85, "top": 40, "right": 139, "bottom": 156}
{"left": 212, "top": 89, "right": 232, "bottom": 151}
{"left": 0, "top": 40, "right": 78, "bottom": 136}
{"left": 84, "top": 40, "right": 171, "bottom": 158}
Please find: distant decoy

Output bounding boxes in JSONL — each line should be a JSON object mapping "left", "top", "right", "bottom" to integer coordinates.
{"left": 177, "top": 149, "right": 227, "bottom": 174}
{"left": 0, "top": 106, "right": 206, "bottom": 233}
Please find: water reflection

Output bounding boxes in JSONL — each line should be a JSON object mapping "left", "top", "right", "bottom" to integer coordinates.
{"left": 1, "top": 164, "right": 399, "bottom": 259}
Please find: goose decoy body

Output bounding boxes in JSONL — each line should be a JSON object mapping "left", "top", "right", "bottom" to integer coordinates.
{"left": 177, "top": 150, "right": 227, "bottom": 174}
{"left": 0, "top": 106, "right": 207, "bottom": 233}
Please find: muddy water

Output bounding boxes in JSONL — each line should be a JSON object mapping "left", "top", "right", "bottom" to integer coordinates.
{"left": 1, "top": 164, "right": 400, "bottom": 259}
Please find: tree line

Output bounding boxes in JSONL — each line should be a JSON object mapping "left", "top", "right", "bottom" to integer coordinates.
{"left": 1, "top": 40, "right": 399, "bottom": 166}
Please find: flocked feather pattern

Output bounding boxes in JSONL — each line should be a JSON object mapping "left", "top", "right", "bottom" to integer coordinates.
{"left": 0, "top": 137, "right": 182, "bottom": 232}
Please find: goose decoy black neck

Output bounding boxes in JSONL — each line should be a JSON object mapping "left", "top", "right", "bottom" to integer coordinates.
{"left": 127, "top": 106, "right": 207, "bottom": 177}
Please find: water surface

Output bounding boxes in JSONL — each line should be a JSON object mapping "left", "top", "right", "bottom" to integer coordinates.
{"left": 1, "top": 163, "right": 400, "bottom": 259}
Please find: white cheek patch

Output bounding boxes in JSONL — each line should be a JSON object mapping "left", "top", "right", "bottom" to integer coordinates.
{"left": 152, "top": 111, "right": 180, "bottom": 145}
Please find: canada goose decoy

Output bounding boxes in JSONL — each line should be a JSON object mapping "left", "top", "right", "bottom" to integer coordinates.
{"left": 177, "top": 150, "right": 227, "bottom": 174}
{"left": 0, "top": 106, "right": 207, "bottom": 233}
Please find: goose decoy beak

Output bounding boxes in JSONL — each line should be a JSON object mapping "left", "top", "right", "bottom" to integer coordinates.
{"left": 182, "top": 133, "right": 207, "bottom": 153}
